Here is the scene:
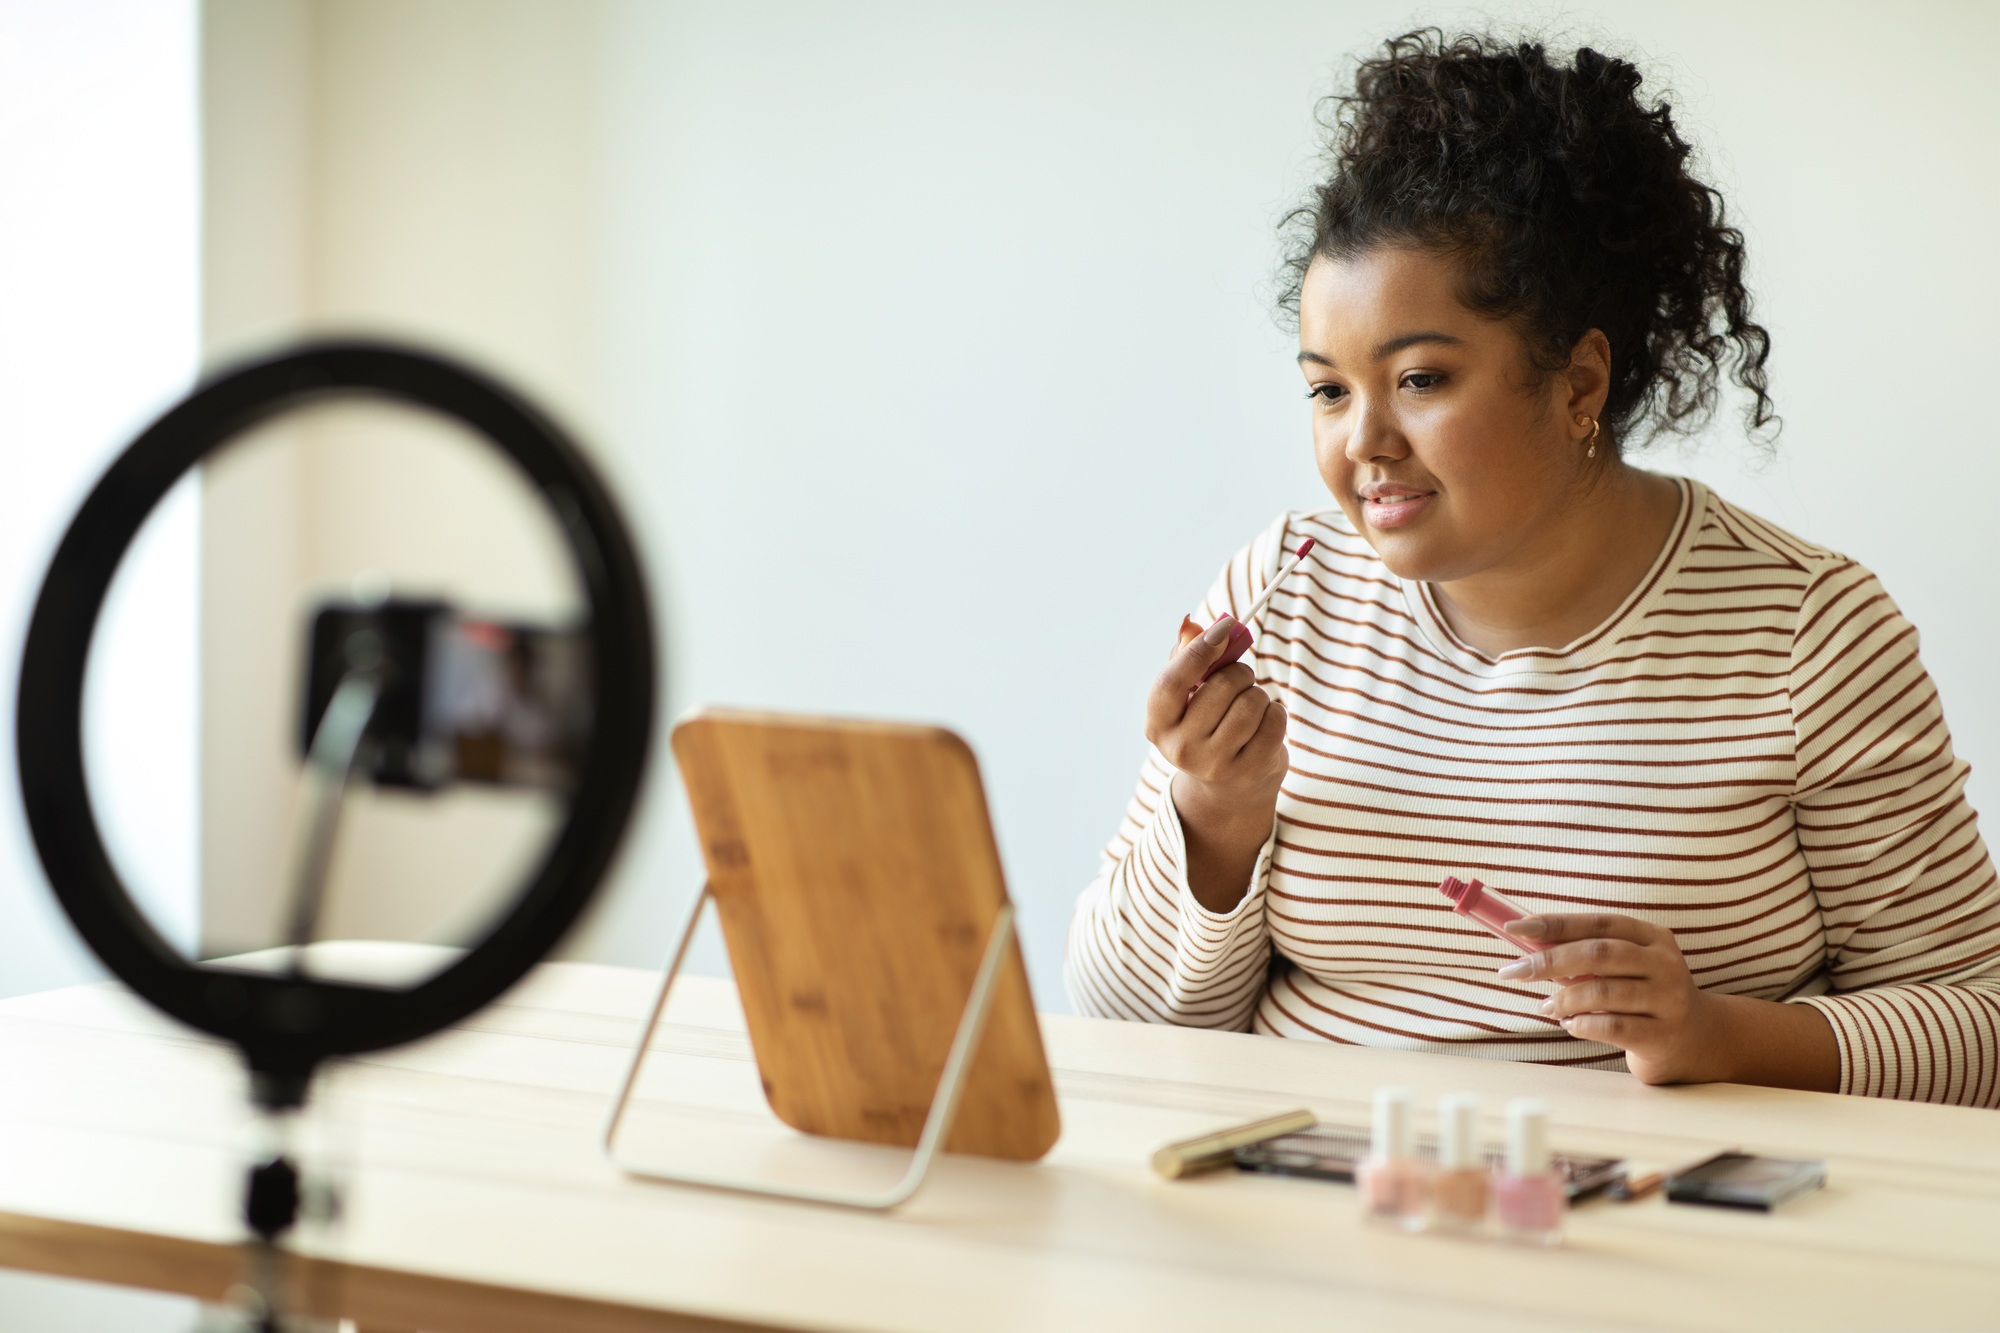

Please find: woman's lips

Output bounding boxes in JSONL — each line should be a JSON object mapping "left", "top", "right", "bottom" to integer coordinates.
{"left": 1361, "top": 491, "right": 1433, "bottom": 529}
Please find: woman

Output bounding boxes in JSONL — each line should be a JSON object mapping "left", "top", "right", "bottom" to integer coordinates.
{"left": 1065, "top": 32, "right": 2000, "bottom": 1105}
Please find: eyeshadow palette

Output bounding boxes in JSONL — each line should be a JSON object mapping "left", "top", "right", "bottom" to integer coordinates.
{"left": 1234, "top": 1127, "right": 1625, "bottom": 1201}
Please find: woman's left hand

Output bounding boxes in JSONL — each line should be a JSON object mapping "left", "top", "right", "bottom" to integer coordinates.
{"left": 1496, "top": 912, "right": 1723, "bottom": 1085}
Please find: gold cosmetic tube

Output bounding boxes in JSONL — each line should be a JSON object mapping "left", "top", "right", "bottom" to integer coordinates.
{"left": 1151, "top": 1108, "right": 1319, "bottom": 1180}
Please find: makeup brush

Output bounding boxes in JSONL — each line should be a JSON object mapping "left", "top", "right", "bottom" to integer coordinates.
{"left": 1197, "top": 538, "right": 1316, "bottom": 680}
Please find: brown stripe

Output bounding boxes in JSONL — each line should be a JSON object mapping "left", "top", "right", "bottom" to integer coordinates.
{"left": 1644, "top": 603, "right": 1799, "bottom": 618}
{"left": 1285, "top": 789, "right": 1790, "bottom": 839}
{"left": 1262, "top": 620, "right": 1792, "bottom": 692}
{"left": 1285, "top": 735, "right": 1793, "bottom": 791}
{"left": 1261, "top": 622, "right": 1793, "bottom": 706}
{"left": 1793, "top": 618, "right": 1917, "bottom": 728}
{"left": 1280, "top": 812, "right": 1799, "bottom": 864}
{"left": 1290, "top": 771, "right": 1788, "bottom": 818}
{"left": 1285, "top": 700, "right": 1794, "bottom": 756}
{"left": 1265, "top": 856, "right": 1813, "bottom": 905}
{"left": 1270, "top": 640, "right": 1792, "bottom": 722}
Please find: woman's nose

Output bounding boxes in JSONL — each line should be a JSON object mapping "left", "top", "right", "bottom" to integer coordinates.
{"left": 1343, "top": 397, "right": 1407, "bottom": 464}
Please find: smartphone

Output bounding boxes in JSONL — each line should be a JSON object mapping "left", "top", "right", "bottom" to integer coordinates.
{"left": 300, "top": 598, "right": 590, "bottom": 791}
{"left": 1664, "top": 1152, "right": 1825, "bottom": 1211}
{"left": 1233, "top": 1127, "right": 1626, "bottom": 1202}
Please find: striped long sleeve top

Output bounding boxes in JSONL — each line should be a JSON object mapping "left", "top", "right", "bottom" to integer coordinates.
{"left": 1065, "top": 478, "right": 2000, "bottom": 1106}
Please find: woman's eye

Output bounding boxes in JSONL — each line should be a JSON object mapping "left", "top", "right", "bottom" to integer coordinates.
{"left": 1402, "top": 372, "right": 1445, "bottom": 392}
{"left": 1306, "top": 383, "right": 1347, "bottom": 405}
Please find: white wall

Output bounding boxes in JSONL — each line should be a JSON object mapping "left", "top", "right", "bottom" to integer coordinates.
{"left": 0, "top": 0, "right": 201, "bottom": 987}
{"left": 200, "top": 0, "right": 598, "bottom": 959}
{"left": 200, "top": 0, "right": 2000, "bottom": 1012}
{"left": 0, "top": 3, "right": 206, "bottom": 1325}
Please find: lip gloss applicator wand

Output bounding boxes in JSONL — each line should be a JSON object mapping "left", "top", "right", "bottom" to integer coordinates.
{"left": 1182, "top": 538, "right": 1316, "bottom": 680}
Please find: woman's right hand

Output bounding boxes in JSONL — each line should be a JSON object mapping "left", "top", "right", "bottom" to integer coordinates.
{"left": 1146, "top": 614, "right": 1289, "bottom": 913}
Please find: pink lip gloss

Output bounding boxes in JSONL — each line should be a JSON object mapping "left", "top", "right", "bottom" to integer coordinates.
{"left": 1356, "top": 1086, "right": 1430, "bottom": 1232}
{"left": 1438, "top": 875, "right": 1546, "bottom": 954}
{"left": 1495, "top": 1099, "right": 1564, "bottom": 1246}
{"left": 1198, "top": 539, "right": 1317, "bottom": 681}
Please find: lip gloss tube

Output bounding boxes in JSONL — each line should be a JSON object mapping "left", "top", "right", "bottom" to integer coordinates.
{"left": 1430, "top": 1093, "right": 1489, "bottom": 1233}
{"left": 1495, "top": 1099, "right": 1564, "bottom": 1246}
{"left": 1357, "top": 1087, "right": 1430, "bottom": 1232}
{"left": 1438, "top": 875, "right": 1546, "bottom": 954}
{"left": 1190, "top": 539, "right": 1318, "bottom": 681}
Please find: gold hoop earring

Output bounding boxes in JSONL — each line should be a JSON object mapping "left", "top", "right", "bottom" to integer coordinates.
{"left": 1579, "top": 416, "right": 1601, "bottom": 460}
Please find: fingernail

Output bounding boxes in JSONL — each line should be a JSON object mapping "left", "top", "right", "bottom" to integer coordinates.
{"left": 1537, "top": 998, "right": 1555, "bottom": 1016}
{"left": 1202, "top": 615, "right": 1234, "bottom": 646}
{"left": 1506, "top": 917, "right": 1548, "bottom": 939}
{"left": 1496, "top": 959, "right": 1532, "bottom": 980}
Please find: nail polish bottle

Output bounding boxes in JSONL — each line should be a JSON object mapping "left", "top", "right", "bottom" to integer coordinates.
{"left": 1357, "top": 1086, "right": 1430, "bottom": 1232}
{"left": 1431, "top": 1093, "right": 1489, "bottom": 1233}
{"left": 1495, "top": 1099, "right": 1564, "bottom": 1245}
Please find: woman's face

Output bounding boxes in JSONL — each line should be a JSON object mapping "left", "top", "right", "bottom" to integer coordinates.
{"left": 1297, "top": 246, "right": 1594, "bottom": 584}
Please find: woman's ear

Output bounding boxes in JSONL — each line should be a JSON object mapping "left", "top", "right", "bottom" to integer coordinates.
{"left": 1566, "top": 329, "right": 1613, "bottom": 426}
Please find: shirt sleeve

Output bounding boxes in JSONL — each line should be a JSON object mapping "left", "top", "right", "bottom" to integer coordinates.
{"left": 1063, "top": 514, "right": 1294, "bottom": 1030}
{"left": 1787, "top": 559, "right": 2000, "bottom": 1106}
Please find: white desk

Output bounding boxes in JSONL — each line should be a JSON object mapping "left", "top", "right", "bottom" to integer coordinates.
{"left": 0, "top": 960, "right": 1995, "bottom": 1332}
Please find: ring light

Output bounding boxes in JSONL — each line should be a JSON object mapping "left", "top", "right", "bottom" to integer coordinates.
{"left": 16, "top": 339, "right": 656, "bottom": 1110}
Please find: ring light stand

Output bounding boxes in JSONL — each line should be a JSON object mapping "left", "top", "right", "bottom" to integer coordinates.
{"left": 15, "top": 340, "right": 656, "bottom": 1330}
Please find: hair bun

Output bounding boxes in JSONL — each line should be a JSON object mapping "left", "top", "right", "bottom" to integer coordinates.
{"left": 1280, "top": 30, "right": 1775, "bottom": 446}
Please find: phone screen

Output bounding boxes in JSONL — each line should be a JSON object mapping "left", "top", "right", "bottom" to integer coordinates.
{"left": 422, "top": 616, "right": 589, "bottom": 789}
{"left": 302, "top": 600, "right": 590, "bottom": 791}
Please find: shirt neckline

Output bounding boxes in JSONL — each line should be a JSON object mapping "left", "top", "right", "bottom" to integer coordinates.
{"left": 1403, "top": 475, "right": 1705, "bottom": 679}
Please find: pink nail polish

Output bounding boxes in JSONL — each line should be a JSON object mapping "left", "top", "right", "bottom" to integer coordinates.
{"left": 1357, "top": 1087, "right": 1430, "bottom": 1232}
{"left": 1439, "top": 876, "right": 1547, "bottom": 954}
{"left": 1495, "top": 1099, "right": 1564, "bottom": 1246}
{"left": 1430, "top": 1093, "right": 1489, "bottom": 1234}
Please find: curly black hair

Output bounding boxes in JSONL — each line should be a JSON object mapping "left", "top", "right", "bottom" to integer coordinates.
{"left": 1279, "top": 31, "right": 1776, "bottom": 448}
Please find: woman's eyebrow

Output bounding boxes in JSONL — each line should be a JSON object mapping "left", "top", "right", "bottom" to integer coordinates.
{"left": 1372, "top": 330, "right": 1464, "bottom": 358}
{"left": 1295, "top": 331, "right": 1466, "bottom": 369}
